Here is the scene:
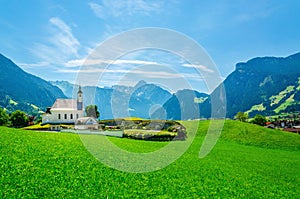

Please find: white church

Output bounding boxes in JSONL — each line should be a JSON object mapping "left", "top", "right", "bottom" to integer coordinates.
{"left": 42, "top": 86, "right": 85, "bottom": 130}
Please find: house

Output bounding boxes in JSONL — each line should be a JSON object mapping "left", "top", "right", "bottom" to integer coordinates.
{"left": 283, "top": 126, "right": 300, "bottom": 134}
{"left": 75, "top": 117, "right": 99, "bottom": 130}
{"left": 42, "top": 86, "right": 84, "bottom": 130}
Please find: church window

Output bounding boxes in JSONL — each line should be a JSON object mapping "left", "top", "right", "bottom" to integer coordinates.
{"left": 70, "top": 114, "right": 73, "bottom": 119}
{"left": 64, "top": 114, "right": 67, "bottom": 119}
{"left": 58, "top": 114, "right": 61, "bottom": 119}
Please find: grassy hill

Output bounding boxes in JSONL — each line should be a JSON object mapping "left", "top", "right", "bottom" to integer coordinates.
{"left": 0, "top": 120, "right": 299, "bottom": 198}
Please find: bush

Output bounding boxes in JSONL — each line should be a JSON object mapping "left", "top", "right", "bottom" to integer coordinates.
{"left": 251, "top": 114, "right": 267, "bottom": 126}
{"left": 10, "top": 110, "right": 29, "bottom": 128}
{"left": 234, "top": 112, "right": 248, "bottom": 122}
{"left": 85, "top": 105, "right": 100, "bottom": 118}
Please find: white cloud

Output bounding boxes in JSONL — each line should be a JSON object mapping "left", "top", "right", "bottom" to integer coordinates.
{"left": 18, "top": 61, "right": 50, "bottom": 68}
{"left": 114, "top": 59, "right": 160, "bottom": 65}
{"left": 65, "top": 58, "right": 161, "bottom": 67}
{"left": 235, "top": 10, "right": 273, "bottom": 23}
{"left": 65, "top": 58, "right": 100, "bottom": 67}
{"left": 89, "top": 3, "right": 105, "bottom": 19}
{"left": 57, "top": 67, "right": 204, "bottom": 80}
{"left": 49, "top": 17, "right": 80, "bottom": 57}
{"left": 89, "top": 0, "right": 163, "bottom": 20}
{"left": 57, "top": 68, "right": 105, "bottom": 73}
{"left": 233, "top": 1, "right": 274, "bottom": 23}
{"left": 182, "top": 63, "right": 214, "bottom": 73}
{"left": 31, "top": 17, "right": 81, "bottom": 65}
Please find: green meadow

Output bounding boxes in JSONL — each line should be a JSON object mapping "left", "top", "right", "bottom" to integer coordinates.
{"left": 0, "top": 120, "right": 299, "bottom": 198}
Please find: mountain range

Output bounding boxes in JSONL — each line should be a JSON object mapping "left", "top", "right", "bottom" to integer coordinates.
{"left": 51, "top": 80, "right": 173, "bottom": 119}
{"left": 0, "top": 53, "right": 65, "bottom": 114}
{"left": 202, "top": 52, "right": 300, "bottom": 118}
{"left": 0, "top": 52, "right": 299, "bottom": 119}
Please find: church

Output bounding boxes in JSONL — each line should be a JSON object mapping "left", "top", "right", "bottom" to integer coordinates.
{"left": 42, "top": 86, "right": 85, "bottom": 130}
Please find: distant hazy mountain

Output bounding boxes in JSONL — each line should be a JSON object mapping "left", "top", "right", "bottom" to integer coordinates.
{"left": 201, "top": 53, "right": 300, "bottom": 118}
{"left": 0, "top": 54, "right": 66, "bottom": 114}
{"left": 160, "top": 89, "right": 209, "bottom": 120}
{"left": 50, "top": 80, "right": 172, "bottom": 119}
{"left": 53, "top": 53, "right": 300, "bottom": 119}
{"left": 128, "top": 81, "right": 172, "bottom": 118}
{"left": 3, "top": 51, "right": 299, "bottom": 119}
{"left": 50, "top": 80, "right": 75, "bottom": 99}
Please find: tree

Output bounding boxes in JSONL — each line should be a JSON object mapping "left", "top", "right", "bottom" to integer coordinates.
{"left": 85, "top": 105, "right": 100, "bottom": 118}
{"left": 0, "top": 107, "right": 9, "bottom": 126}
{"left": 10, "top": 110, "right": 29, "bottom": 127}
{"left": 251, "top": 114, "right": 267, "bottom": 126}
{"left": 234, "top": 112, "right": 248, "bottom": 122}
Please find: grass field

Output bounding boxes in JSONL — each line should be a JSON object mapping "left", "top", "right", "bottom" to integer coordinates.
{"left": 0, "top": 120, "right": 299, "bottom": 198}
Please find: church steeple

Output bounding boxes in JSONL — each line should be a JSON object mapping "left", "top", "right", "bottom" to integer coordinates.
{"left": 77, "top": 85, "right": 83, "bottom": 110}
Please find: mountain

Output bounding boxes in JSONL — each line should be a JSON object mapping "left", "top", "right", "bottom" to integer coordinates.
{"left": 50, "top": 80, "right": 75, "bottom": 99}
{"left": 3, "top": 51, "right": 299, "bottom": 119}
{"left": 53, "top": 53, "right": 300, "bottom": 120}
{"left": 201, "top": 53, "right": 300, "bottom": 118}
{"left": 0, "top": 54, "right": 66, "bottom": 114}
{"left": 128, "top": 81, "right": 172, "bottom": 118}
{"left": 159, "top": 89, "right": 209, "bottom": 120}
{"left": 51, "top": 81, "right": 114, "bottom": 119}
{"left": 50, "top": 80, "right": 172, "bottom": 119}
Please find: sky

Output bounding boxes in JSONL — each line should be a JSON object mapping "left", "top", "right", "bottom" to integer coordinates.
{"left": 0, "top": 0, "right": 300, "bottom": 93}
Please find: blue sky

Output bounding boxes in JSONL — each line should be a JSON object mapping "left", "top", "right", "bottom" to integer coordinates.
{"left": 0, "top": 0, "right": 300, "bottom": 93}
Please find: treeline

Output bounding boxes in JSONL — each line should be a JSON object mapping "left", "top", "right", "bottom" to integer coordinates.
{"left": 0, "top": 108, "right": 36, "bottom": 128}
{"left": 0, "top": 105, "right": 100, "bottom": 128}
{"left": 234, "top": 112, "right": 267, "bottom": 126}
{"left": 0, "top": 95, "right": 43, "bottom": 116}
{"left": 234, "top": 111, "right": 300, "bottom": 128}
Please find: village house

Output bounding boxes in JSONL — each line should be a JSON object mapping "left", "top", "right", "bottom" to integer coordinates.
{"left": 75, "top": 117, "right": 99, "bottom": 130}
{"left": 42, "top": 86, "right": 84, "bottom": 130}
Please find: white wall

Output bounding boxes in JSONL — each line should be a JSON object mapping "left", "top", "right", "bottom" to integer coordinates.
{"left": 42, "top": 109, "right": 84, "bottom": 124}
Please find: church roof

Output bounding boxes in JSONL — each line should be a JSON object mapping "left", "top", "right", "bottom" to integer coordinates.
{"left": 52, "top": 99, "right": 78, "bottom": 110}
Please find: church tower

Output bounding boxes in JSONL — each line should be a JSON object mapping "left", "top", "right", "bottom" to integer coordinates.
{"left": 77, "top": 85, "right": 83, "bottom": 110}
